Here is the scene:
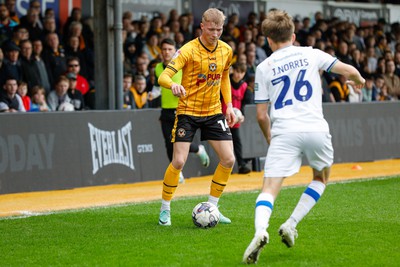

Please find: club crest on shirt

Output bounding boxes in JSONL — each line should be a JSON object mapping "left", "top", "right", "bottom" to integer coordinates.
{"left": 177, "top": 128, "right": 186, "bottom": 137}
{"left": 209, "top": 63, "right": 217, "bottom": 72}
{"left": 196, "top": 74, "right": 207, "bottom": 86}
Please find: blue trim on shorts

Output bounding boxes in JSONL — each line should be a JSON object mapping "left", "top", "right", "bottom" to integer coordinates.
{"left": 304, "top": 187, "right": 321, "bottom": 202}
{"left": 256, "top": 200, "right": 273, "bottom": 210}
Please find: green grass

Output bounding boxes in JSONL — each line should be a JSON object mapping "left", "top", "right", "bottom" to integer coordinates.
{"left": 1, "top": 177, "right": 399, "bottom": 266}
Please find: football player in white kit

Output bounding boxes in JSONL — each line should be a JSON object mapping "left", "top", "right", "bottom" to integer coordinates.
{"left": 243, "top": 10, "right": 365, "bottom": 264}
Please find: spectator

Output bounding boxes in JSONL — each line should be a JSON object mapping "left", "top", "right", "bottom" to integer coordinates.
{"left": 142, "top": 33, "right": 161, "bottom": 61}
{"left": 329, "top": 74, "right": 349, "bottom": 102}
{"left": 29, "top": 85, "right": 49, "bottom": 112}
{"left": 0, "top": 3, "right": 18, "bottom": 45}
{"left": 47, "top": 75, "right": 73, "bottom": 111}
{"left": 0, "top": 41, "right": 22, "bottom": 87}
{"left": 0, "top": 77, "right": 25, "bottom": 112}
{"left": 9, "top": 25, "right": 30, "bottom": 46}
{"left": 32, "top": 39, "right": 51, "bottom": 94}
{"left": 65, "top": 56, "right": 89, "bottom": 95}
{"left": 20, "top": 39, "right": 42, "bottom": 91}
{"left": 362, "top": 75, "right": 378, "bottom": 102}
{"left": 255, "top": 34, "right": 267, "bottom": 65}
{"left": 62, "top": 7, "right": 94, "bottom": 50}
{"left": 130, "top": 74, "right": 148, "bottom": 109}
{"left": 66, "top": 72, "right": 85, "bottom": 110}
{"left": 5, "top": 0, "right": 19, "bottom": 24}
{"left": 17, "top": 81, "right": 31, "bottom": 111}
{"left": 21, "top": 7, "right": 43, "bottom": 40}
{"left": 64, "top": 35, "right": 93, "bottom": 81}
{"left": 41, "top": 16, "right": 61, "bottom": 44}
{"left": 122, "top": 73, "right": 134, "bottom": 109}
{"left": 134, "top": 21, "right": 149, "bottom": 54}
{"left": 383, "top": 59, "right": 400, "bottom": 99}
{"left": 42, "top": 32, "right": 67, "bottom": 87}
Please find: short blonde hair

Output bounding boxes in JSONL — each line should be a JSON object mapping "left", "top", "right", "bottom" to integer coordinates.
{"left": 261, "top": 10, "right": 294, "bottom": 43}
{"left": 202, "top": 8, "right": 226, "bottom": 26}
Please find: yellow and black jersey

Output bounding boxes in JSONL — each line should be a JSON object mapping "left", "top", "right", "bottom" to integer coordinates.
{"left": 159, "top": 37, "right": 233, "bottom": 117}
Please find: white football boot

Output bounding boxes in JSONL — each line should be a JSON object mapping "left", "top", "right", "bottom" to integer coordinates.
{"left": 243, "top": 231, "right": 269, "bottom": 264}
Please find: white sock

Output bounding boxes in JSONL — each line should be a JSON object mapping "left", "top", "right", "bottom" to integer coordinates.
{"left": 208, "top": 195, "right": 219, "bottom": 207}
{"left": 161, "top": 199, "right": 171, "bottom": 211}
{"left": 255, "top": 193, "right": 274, "bottom": 234}
{"left": 289, "top": 180, "right": 326, "bottom": 227}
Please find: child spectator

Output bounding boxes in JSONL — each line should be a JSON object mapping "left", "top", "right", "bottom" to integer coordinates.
{"left": 30, "top": 85, "right": 49, "bottom": 112}
{"left": 361, "top": 75, "right": 378, "bottom": 102}
{"left": 47, "top": 75, "right": 73, "bottom": 111}
{"left": 17, "top": 81, "right": 31, "bottom": 111}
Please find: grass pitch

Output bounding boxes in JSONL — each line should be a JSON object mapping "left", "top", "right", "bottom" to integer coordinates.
{"left": 1, "top": 177, "right": 399, "bottom": 266}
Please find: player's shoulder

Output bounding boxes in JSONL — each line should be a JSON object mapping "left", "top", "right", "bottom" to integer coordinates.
{"left": 218, "top": 40, "right": 232, "bottom": 51}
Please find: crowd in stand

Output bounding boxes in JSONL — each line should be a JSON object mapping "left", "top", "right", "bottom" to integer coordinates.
{"left": 0, "top": 0, "right": 94, "bottom": 112}
{"left": 0, "top": 2, "right": 399, "bottom": 112}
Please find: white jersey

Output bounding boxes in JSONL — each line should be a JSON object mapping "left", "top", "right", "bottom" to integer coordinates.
{"left": 255, "top": 45, "right": 337, "bottom": 136}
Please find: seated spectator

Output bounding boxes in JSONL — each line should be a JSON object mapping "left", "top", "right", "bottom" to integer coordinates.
{"left": 383, "top": 59, "right": 400, "bottom": 99}
{"left": 63, "top": 7, "right": 94, "bottom": 51}
{"left": 329, "top": 74, "right": 349, "bottom": 102}
{"left": 29, "top": 85, "right": 49, "bottom": 112}
{"left": 5, "top": 0, "right": 19, "bottom": 24}
{"left": 0, "top": 77, "right": 25, "bottom": 112}
{"left": 142, "top": 33, "right": 161, "bottom": 61}
{"left": 362, "top": 75, "right": 378, "bottom": 102}
{"left": 9, "top": 24, "right": 30, "bottom": 46}
{"left": 0, "top": 3, "right": 18, "bottom": 45}
{"left": 47, "top": 75, "right": 73, "bottom": 111}
{"left": 19, "top": 39, "right": 42, "bottom": 91}
{"left": 66, "top": 72, "right": 85, "bottom": 110}
{"left": 65, "top": 56, "right": 89, "bottom": 95}
{"left": 17, "top": 80, "right": 31, "bottom": 111}
{"left": 64, "top": 35, "right": 93, "bottom": 81}
{"left": 20, "top": 7, "right": 43, "bottom": 41}
{"left": 130, "top": 74, "right": 148, "bottom": 109}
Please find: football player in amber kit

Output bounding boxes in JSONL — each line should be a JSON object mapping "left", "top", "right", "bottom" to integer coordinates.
{"left": 157, "top": 8, "right": 235, "bottom": 226}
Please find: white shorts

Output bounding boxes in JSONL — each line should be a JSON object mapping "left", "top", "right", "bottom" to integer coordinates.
{"left": 264, "top": 132, "right": 334, "bottom": 178}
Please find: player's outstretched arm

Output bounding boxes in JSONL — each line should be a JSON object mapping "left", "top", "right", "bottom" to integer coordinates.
{"left": 331, "top": 61, "right": 366, "bottom": 89}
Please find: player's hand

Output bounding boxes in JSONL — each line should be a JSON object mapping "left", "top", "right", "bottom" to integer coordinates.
{"left": 225, "top": 106, "right": 236, "bottom": 128}
{"left": 346, "top": 78, "right": 365, "bottom": 90}
{"left": 171, "top": 83, "right": 186, "bottom": 97}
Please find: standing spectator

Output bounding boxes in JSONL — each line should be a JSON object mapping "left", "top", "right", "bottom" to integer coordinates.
{"left": 19, "top": 39, "right": 41, "bottom": 91}
{"left": 47, "top": 75, "right": 73, "bottom": 111}
{"left": 130, "top": 74, "right": 149, "bottom": 109}
{"left": 65, "top": 56, "right": 89, "bottom": 95}
{"left": 29, "top": 85, "right": 49, "bottom": 112}
{"left": 0, "top": 77, "right": 25, "bottom": 112}
{"left": 0, "top": 3, "right": 18, "bottom": 45}
{"left": 122, "top": 73, "right": 134, "bottom": 109}
{"left": 0, "top": 41, "right": 22, "bottom": 87}
{"left": 383, "top": 59, "right": 400, "bottom": 99}
{"left": 42, "top": 32, "right": 67, "bottom": 86}
{"left": 17, "top": 81, "right": 31, "bottom": 111}
{"left": 32, "top": 39, "right": 51, "bottom": 94}
{"left": 66, "top": 72, "right": 85, "bottom": 110}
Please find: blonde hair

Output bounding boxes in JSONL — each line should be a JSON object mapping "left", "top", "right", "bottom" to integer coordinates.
{"left": 261, "top": 10, "right": 294, "bottom": 43}
{"left": 202, "top": 8, "right": 226, "bottom": 26}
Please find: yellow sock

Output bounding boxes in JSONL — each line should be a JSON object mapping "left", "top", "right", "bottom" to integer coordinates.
{"left": 162, "top": 163, "right": 181, "bottom": 201}
{"left": 210, "top": 163, "right": 233, "bottom": 198}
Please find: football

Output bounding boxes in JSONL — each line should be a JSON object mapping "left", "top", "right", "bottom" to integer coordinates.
{"left": 232, "top": 107, "right": 244, "bottom": 123}
{"left": 192, "top": 202, "right": 220, "bottom": 228}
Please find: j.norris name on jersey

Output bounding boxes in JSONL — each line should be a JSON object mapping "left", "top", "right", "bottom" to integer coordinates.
{"left": 272, "top": 58, "right": 309, "bottom": 76}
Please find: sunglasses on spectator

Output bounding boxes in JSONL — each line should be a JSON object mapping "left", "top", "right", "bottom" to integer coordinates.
{"left": 68, "top": 64, "right": 79, "bottom": 67}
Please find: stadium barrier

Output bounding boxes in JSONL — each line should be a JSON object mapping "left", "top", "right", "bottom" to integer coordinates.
{"left": 0, "top": 102, "right": 399, "bottom": 194}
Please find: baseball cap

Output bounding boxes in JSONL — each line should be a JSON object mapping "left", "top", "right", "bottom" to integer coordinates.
{"left": 66, "top": 72, "right": 77, "bottom": 80}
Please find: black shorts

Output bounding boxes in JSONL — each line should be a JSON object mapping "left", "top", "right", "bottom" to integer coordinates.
{"left": 172, "top": 114, "right": 232, "bottom": 142}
